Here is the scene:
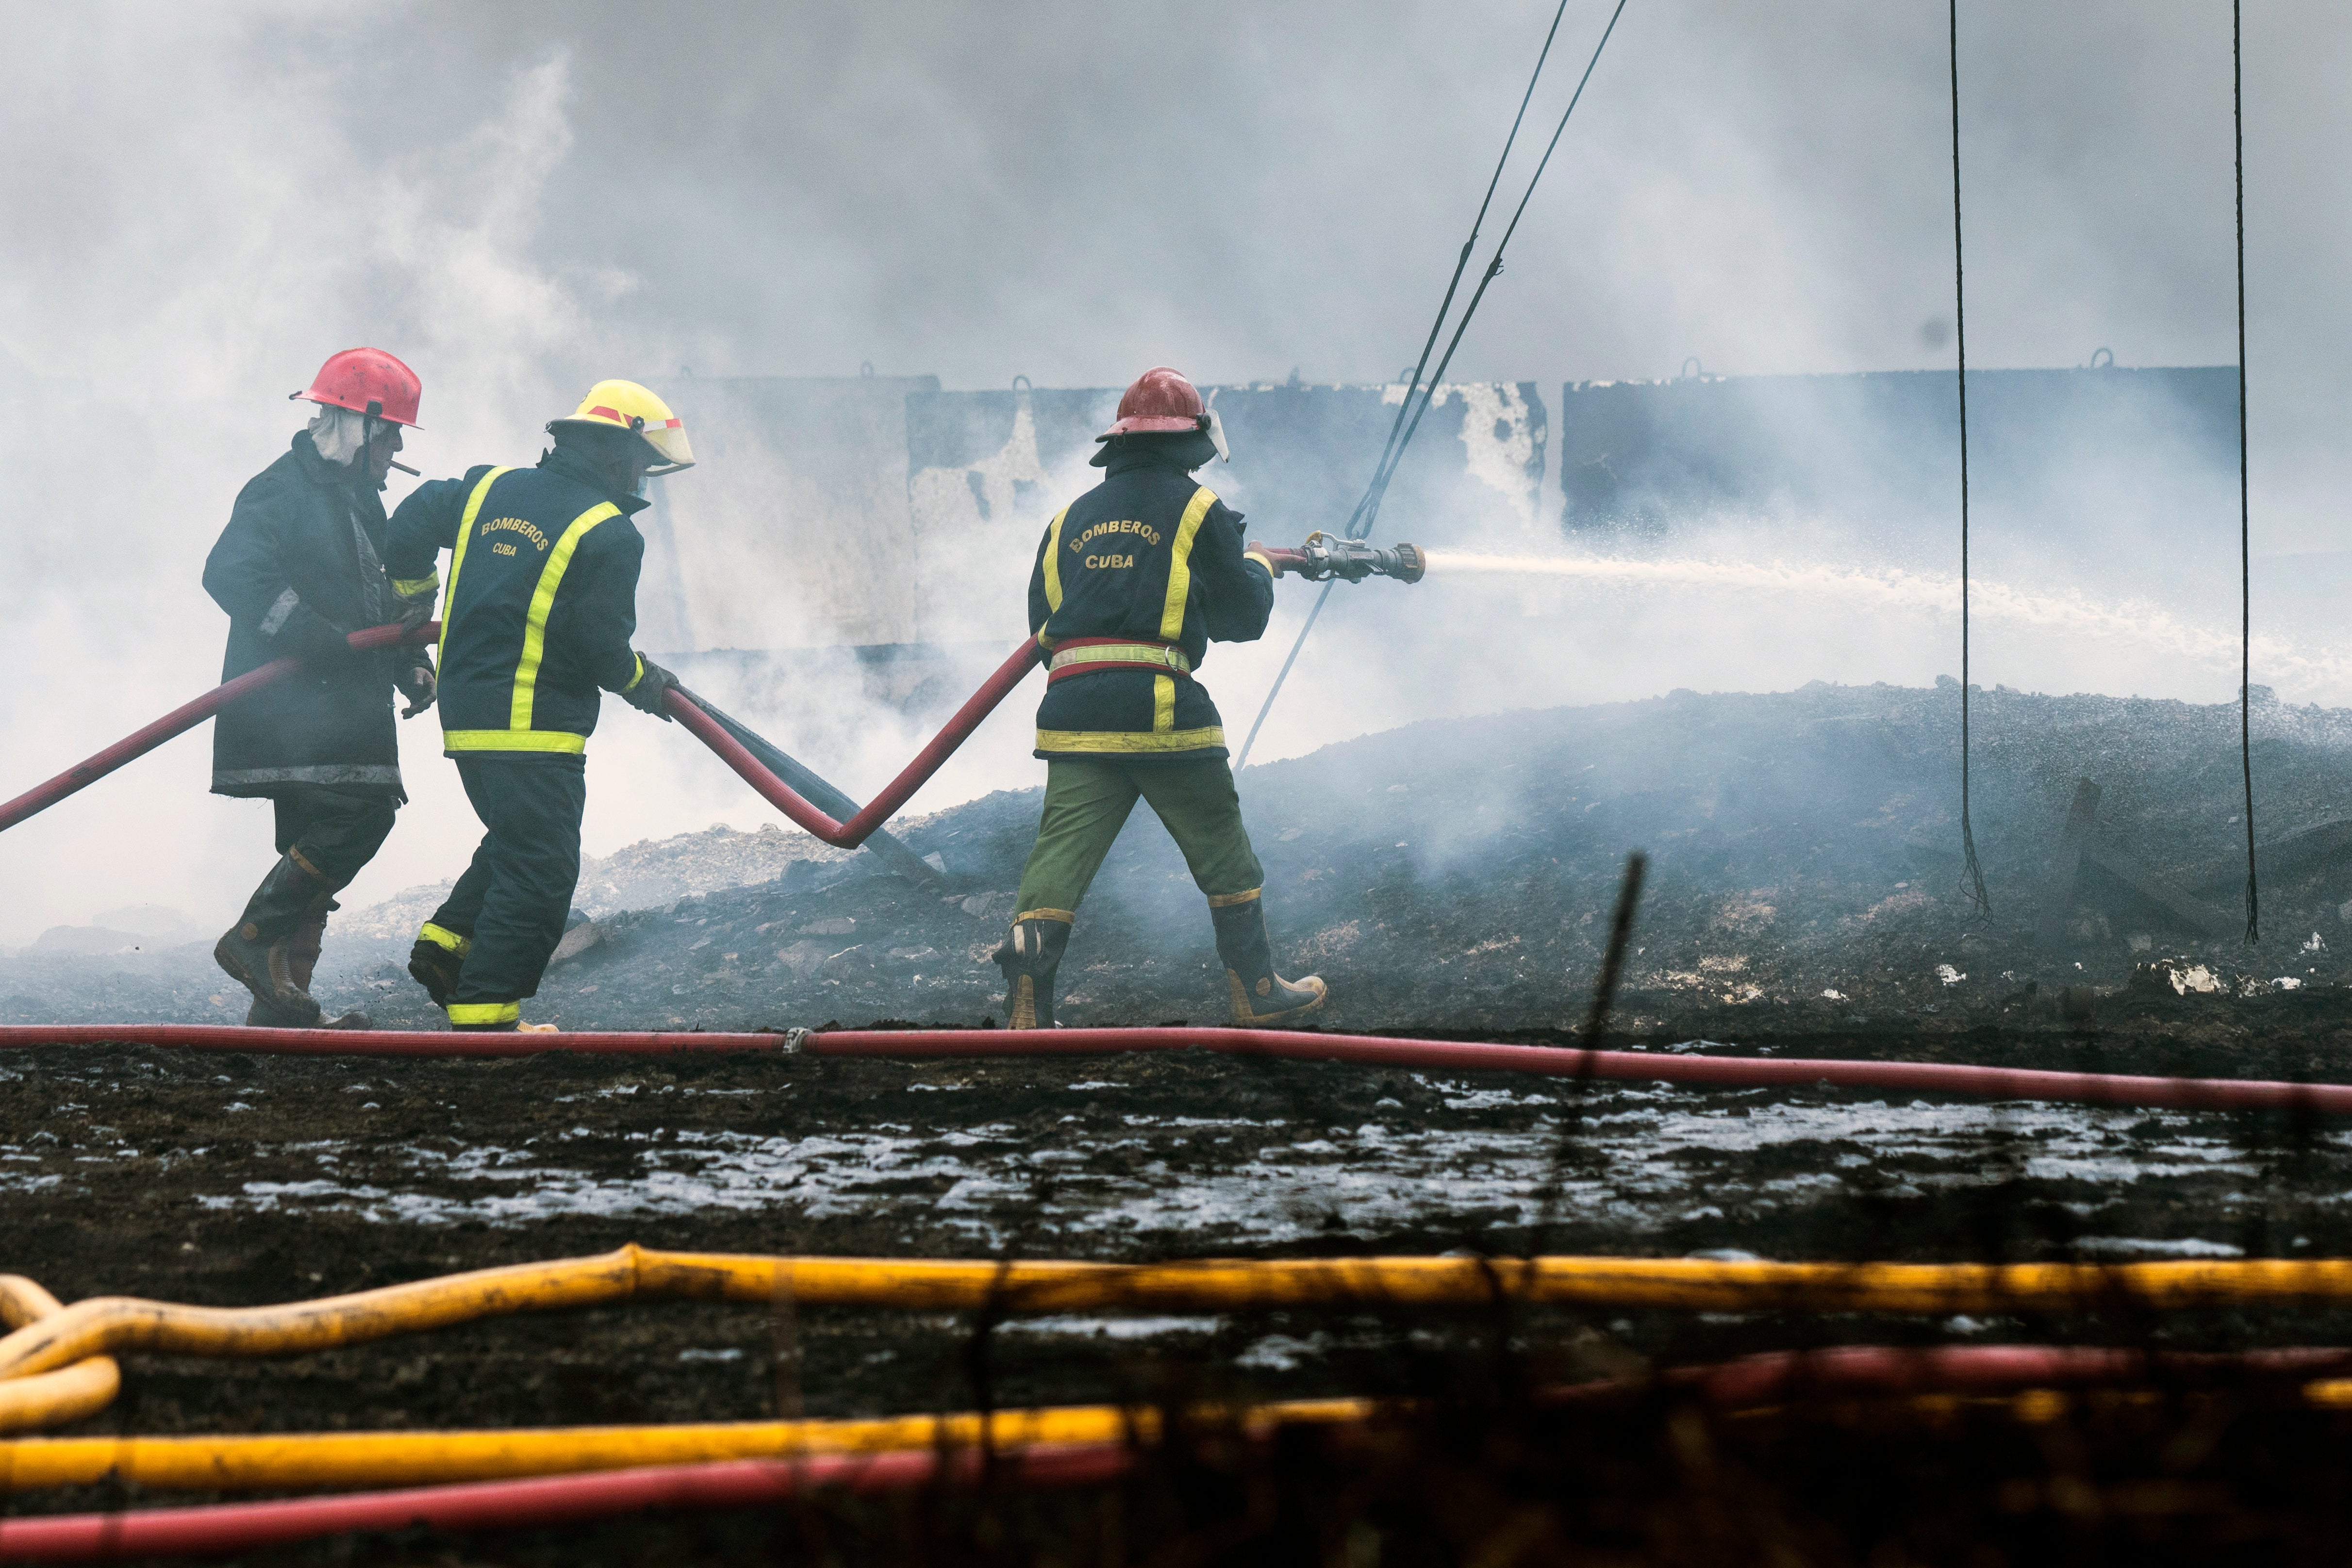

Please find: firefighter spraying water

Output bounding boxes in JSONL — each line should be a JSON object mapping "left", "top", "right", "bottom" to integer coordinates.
{"left": 991, "top": 367, "right": 1423, "bottom": 1032}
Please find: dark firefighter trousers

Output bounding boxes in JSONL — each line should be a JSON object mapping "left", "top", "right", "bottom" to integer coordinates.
{"left": 1014, "top": 758, "right": 1264, "bottom": 920}
{"left": 269, "top": 786, "right": 398, "bottom": 891}
{"left": 430, "top": 756, "right": 587, "bottom": 1024}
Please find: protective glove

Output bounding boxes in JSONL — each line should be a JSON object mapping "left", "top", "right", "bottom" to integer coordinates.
{"left": 623, "top": 655, "right": 678, "bottom": 721}
{"left": 395, "top": 593, "right": 435, "bottom": 635}
{"left": 397, "top": 662, "right": 437, "bottom": 719}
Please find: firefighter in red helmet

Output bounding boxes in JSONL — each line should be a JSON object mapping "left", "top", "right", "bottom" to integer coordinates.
{"left": 994, "top": 366, "right": 1327, "bottom": 1030}
{"left": 201, "top": 348, "right": 436, "bottom": 1028}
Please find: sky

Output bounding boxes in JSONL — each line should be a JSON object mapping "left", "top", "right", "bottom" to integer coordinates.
{"left": 0, "top": 0, "right": 2343, "bottom": 943}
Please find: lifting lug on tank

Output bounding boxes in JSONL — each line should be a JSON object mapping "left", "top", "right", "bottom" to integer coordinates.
{"left": 1251, "top": 530, "right": 1426, "bottom": 584}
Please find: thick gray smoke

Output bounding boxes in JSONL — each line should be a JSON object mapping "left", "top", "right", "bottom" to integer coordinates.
{"left": 0, "top": 0, "right": 2343, "bottom": 945}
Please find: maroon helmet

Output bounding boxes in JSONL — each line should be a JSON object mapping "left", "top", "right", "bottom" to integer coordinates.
{"left": 1096, "top": 366, "right": 1227, "bottom": 460}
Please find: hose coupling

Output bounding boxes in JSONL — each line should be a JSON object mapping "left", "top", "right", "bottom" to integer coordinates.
{"left": 1255, "top": 531, "right": 1426, "bottom": 584}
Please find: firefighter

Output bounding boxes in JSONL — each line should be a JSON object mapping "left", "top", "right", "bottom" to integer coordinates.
{"left": 996, "top": 365, "right": 1327, "bottom": 1030}
{"left": 381, "top": 380, "right": 692, "bottom": 1031}
{"left": 205, "top": 348, "right": 437, "bottom": 1028}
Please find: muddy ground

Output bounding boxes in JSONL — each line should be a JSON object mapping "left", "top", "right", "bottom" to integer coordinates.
{"left": 7, "top": 997, "right": 2352, "bottom": 1436}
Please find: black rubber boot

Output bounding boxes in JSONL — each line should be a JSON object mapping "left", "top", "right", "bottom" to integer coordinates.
{"left": 993, "top": 917, "right": 1071, "bottom": 1030}
{"left": 408, "top": 923, "right": 471, "bottom": 1007}
{"left": 1210, "top": 893, "right": 1327, "bottom": 1027}
{"left": 215, "top": 856, "right": 326, "bottom": 1027}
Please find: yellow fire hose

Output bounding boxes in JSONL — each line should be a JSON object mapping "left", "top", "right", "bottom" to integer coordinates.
{"left": 0, "top": 1397, "right": 1375, "bottom": 1492}
{"left": 0, "top": 1276, "right": 118, "bottom": 1436}
{"left": 12, "top": 1246, "right": 2352, "bottom": 1386}
{"left": 9, "top": 1246, "right": 2352, "bottom": 1441}
{"left": 3, "top": 1382, "right": 2350, "bottom": 1493}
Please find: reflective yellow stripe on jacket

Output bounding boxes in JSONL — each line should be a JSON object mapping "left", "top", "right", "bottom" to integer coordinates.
{"left": 441, "top": 494, "right": 620, "bottom": 757}
{"left": 1039, "top": 505, "right": 1071, "bottom": 638}
{"left": 1157, "top": 487, "right": 1218, "bottom": 640}
{"left": 1033, "top": 726, "right": 1227, "bottom": 755}
{"left": 438, "top": 467, "right": 514, "bottom": 651}
{"left": 1045, "top": 643, "right": 1194, "bottom": 677}
{"left": 511, "top": 502, "right": 621, "bottom": 730}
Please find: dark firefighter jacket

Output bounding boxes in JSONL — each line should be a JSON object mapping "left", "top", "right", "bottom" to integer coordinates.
{"left": 202, "top": 431, "right": 411, "bottom": 798}
{"left": 382, "top": 445, "right": 649, "bottom": 758}
{"left": 1026, "top": 445, "right": 1276, "bottom": 763}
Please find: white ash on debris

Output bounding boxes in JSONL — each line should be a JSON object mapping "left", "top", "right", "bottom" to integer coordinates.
{"left": 11, "top": 681, "right": 2352, "bottom": 1035}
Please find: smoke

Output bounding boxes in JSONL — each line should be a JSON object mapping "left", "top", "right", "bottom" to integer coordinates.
{"left": 2, "top": 0, "right": 2346, "bottom": 944}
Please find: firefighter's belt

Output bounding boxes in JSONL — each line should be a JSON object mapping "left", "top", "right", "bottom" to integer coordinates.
{"left": 1047, "top": 639, "right": 1194, "bottom": 684}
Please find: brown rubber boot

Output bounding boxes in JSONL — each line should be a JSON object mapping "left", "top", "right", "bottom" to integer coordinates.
{"left": 215, "top": 855, "right": 325, "bottom": 1027}
{"left": 1209, "top": 891, "right": 1327, "bottom": 1027}
{"left": 245, "top": 892, "right": 371, "bottom": 1029}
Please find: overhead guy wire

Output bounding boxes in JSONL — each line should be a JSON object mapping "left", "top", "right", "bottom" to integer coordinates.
{"left": 2235, "top": 0, "right": 2259, "bottom": 942}
{"left": 1236, "top": 0, "right": 1629, "bottom": 768}
{"left": 1948, "top": 0, "right": 1993, "bottom": 919}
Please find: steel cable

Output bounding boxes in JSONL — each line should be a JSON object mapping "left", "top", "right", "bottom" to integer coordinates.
{"left": 1948, "top": 0, "right": 1993, "bottom": 918}
{"left": 1236, "top": 0, "right": 1629, "bottom": 767}
{"left": 2235, "top": 0, "right": 2259, "bottom": 942}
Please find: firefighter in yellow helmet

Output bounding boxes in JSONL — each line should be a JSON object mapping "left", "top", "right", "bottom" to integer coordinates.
{"left": 381, "top": 380, "right": 695, "bottom": 1031}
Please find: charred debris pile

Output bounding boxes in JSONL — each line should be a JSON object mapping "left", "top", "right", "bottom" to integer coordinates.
{"left": 10, "top": 680, "right": 2352, "bottom": 1039}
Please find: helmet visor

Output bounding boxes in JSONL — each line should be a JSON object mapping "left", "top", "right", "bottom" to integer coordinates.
{"left": 640, "top": 421, "right": 694, "bottom": 475}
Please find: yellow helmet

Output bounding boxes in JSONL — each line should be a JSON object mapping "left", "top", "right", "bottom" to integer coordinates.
{"left": 548, "top": 379, "right": 695, "bottom": 475}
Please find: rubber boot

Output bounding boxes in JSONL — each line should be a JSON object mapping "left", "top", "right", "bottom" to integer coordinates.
{"left": 1210, "top": 893, "right": 1327, "bottom": 1027}
{"left": 245, "top": 891, "right": 372, "bottom": 1029}
{"left": 408, "top": 923, "right": 471, "bottom": 1007}
{"left": 215, "top": 856, "right": 325, "bottom": 1027}
{"left": 993, "top": 916, "right": 1071, "bottom": 1030}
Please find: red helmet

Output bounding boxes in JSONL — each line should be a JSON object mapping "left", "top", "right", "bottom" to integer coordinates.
{"left": 1099, "top": 365, "right": 1207, "bottom": 438}
{"left": 293, "top": 347, "right": 422, "bottom": 428}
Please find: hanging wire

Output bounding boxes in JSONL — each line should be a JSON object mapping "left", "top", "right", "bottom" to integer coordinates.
{"left": 1231, "top": 0, "right": 1574, "bottom": 774}
{"left": 1357, "top": 0, "right": 1576, "bottom": 537}
{"left": 1948, "top": 0, "right": 1992, "bottom": 919}
{"left": 1345, "top": 0, "right": 1628, "bottom": 545}
{"left": 1235, "top": 0, "right": 1630, "bottom": 768}
{"left": 2235, "top": 0, "right": 2260, "bottom": 942}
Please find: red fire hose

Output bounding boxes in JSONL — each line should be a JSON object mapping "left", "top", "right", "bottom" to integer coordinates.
{"left": 0, "top": 1442, "right": 1131, "bottom": 1563}
{"left": 0, "top": 623, "right": 437, "bottom": 835}
{"left": 1639, "top": 1342, "right": 2352, "bottom": 1409}
{"left": 8, "top": 1342, "right": 2348, "bottom": 1560}
{"left": 667, "top": 639, "right": 1045, "bottom": 848}
{"left": 0, "top": 621, "right": 1041, "bottom": 855}
{"left": 4, "top": 1023, "right": 2351, "bottom": 1117}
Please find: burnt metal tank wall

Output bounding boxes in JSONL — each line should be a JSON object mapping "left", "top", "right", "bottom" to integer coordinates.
{"left": 634, "top": 375, "right": 941, "bottom": 652}
{"left": 1558, "top": 366, "right": 2239, "bottom": 573}
{"left": 634, "top": 375, "right": 1548, "bottom": 656}
{"left": 904, "top": 380, "right": 1547, "bottom": 645}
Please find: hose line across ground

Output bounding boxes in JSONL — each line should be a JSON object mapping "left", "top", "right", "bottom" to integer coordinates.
{"left": 7, "top": 1023, "right": 2352, "bottom": 1120}
{"left": 8, "top": 1355, "right": 2352, "bottom": 1499}
{"left": 11, "top": 1245, "right": 2352, "bottom": 1397}
{"left": 0, "top": 1445, "right": 1134, "bottom": 1561}
{"left": 0, "top": 1399, "right": 1369, "bottom": 1492}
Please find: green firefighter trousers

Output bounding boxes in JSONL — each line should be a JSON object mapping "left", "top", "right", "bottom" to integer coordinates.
{"left": 1015, "top": 758, "right": 1265, "bottom": 920}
